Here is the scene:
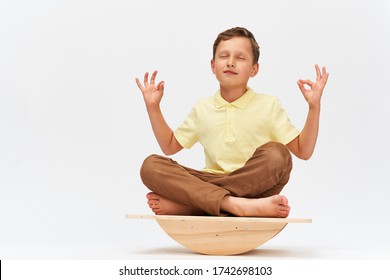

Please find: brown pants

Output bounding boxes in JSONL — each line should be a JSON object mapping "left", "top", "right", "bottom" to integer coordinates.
{"left": 140, "top": 141, "right": 292, "bottom": 216}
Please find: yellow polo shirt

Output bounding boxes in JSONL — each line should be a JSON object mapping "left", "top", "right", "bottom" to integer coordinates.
{"left": 174, "top": 88, "right": 300, "bottom": 174}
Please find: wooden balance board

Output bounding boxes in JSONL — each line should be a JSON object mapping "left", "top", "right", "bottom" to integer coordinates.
{"left": 126, "top": 214, "right": 312, "bottom": 255}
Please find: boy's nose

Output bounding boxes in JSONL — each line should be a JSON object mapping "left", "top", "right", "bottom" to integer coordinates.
{"left": 227, "top": 59, "right": 235, "bottom": 68}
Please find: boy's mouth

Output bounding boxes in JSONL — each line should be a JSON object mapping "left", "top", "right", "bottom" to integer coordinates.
{"left": 223, "top": 70, "right": 238, "bottom": 75}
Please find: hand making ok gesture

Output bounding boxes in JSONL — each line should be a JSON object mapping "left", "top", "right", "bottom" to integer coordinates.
{"left": 297, "top": 65, "right": 329, "bottom": 110}
{"left": 135, "top": 70, "right": 165, "bottom": 110}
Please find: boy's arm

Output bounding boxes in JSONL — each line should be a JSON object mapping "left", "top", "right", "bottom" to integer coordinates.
{"left": 286, "top": 65, "right": 329, "bottom": 160}
{"left": 135, "top": 71, "right": 183, "bottom": 155}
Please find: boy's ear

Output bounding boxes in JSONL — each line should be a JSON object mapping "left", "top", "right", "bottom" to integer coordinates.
{"left": 211, "top": 59, "right": 216, "bottom": 74}
{"left": 251, "top": 63, "right": 259, "bottom": 77}
{"left": 251, "top": 63, "right": 259, "bottom": 78}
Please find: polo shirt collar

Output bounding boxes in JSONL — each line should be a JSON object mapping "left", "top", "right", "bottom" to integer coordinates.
{"left": 214, "top": 88, "right": 255, "bottom": 109}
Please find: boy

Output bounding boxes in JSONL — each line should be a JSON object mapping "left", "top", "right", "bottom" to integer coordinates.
{"left": 135, "top": 27, "right": 329, "bottom": 217}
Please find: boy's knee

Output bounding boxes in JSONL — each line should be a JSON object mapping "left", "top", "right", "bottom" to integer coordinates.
{"left": 262, "top": 141, "right": 292, "bottom": 169}
{"left": 140, "top": 154, "right": 160, "bottom": 183}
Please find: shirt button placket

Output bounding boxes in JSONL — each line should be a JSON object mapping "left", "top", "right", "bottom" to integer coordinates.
{"left": 225, "top": 105, "right": 235, "bottom": 142}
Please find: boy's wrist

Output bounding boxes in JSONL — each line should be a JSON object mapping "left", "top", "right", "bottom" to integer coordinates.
{"left": 146, "top": 104, "right": 162, "bottom": 114}
{"left": 308, "top": 104, "right": 321, "bottom": 112}
{"left": 146, "top": 102, "right": 160, "bottom": 111}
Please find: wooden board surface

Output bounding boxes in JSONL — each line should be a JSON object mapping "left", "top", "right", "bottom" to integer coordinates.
{"left": 125, "top": 214, "right": 312, "bottom": 224}
{"left": 126, "top": 214, "right": 312, "bottom": 255}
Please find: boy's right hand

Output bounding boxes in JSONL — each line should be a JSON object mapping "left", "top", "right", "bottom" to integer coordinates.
{"left": 135, "top": 70, "right": 164, "bottom": 110}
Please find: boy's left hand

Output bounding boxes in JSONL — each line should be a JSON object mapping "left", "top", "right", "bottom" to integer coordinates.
{"left": 297, "top": 64, "right": 329, "bottom": 110}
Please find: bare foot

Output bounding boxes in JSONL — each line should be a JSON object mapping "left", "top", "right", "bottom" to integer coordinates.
{"left": 220, "top": 195, "right": 290, "bottom": 218}
{"left": 146, "top": 192, "right": 205, "bottom": 216}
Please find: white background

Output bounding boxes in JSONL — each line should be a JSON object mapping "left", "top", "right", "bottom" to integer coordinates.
{"left": 1, "top": 0, "right": 390, "bottom": 260}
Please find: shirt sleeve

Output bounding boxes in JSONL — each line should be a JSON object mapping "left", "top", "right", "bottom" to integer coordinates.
{"left": 173, "top": 106, "right": 199, "bottom": 149}
{"left": 271, "top": 98, "right": 300, "bottom": 144}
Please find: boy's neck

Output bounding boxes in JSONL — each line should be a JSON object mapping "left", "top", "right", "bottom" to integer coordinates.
{"left": 220, "top": 85, "right": 248, "bottom": 103}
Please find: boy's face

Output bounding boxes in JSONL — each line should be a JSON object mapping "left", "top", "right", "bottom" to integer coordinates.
{"left": 211, "top": 36, "right": 259, "bottom": 90}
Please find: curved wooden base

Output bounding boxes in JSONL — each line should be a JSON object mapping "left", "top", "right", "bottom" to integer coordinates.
{"left": 126, "top": 214, "right": 311, "bottom": 255}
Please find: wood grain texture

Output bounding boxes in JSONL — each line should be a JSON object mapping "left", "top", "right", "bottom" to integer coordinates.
{"left": 126, "top": 214, "right": 312, "bottom": 255}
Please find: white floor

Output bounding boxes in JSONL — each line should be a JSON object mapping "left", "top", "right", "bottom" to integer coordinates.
{"left": 2, "top": 242, "right": 390, "bottom": 260}
{"left": 2, "top": 217, "right": 390, "bottom": 260}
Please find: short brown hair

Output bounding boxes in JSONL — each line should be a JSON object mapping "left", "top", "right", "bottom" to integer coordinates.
{"left": 212, "top": 27, "right": 260, "bottom": 64}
